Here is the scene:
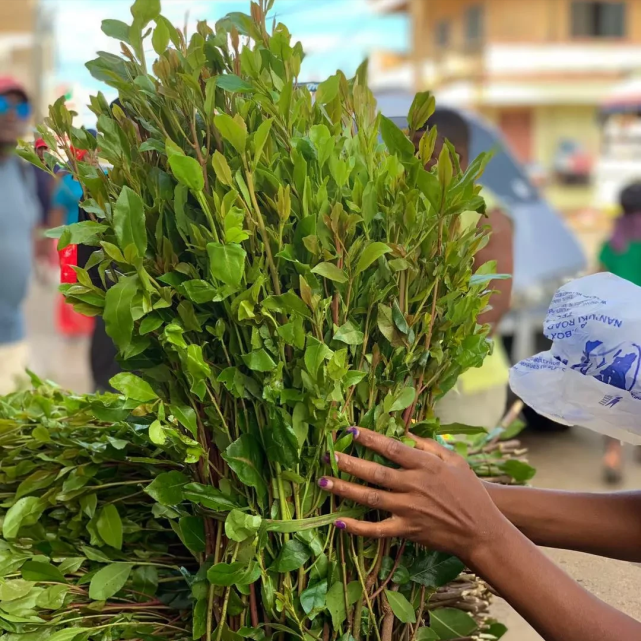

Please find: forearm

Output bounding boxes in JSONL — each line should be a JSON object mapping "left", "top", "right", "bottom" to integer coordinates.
{"left": 469, "top": 520, "right": 641, "bottom": 641}
{"left": 486, "top": 484, "right": 641, "bottom": 561}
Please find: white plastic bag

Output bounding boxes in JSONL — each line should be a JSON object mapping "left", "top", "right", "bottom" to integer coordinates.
{"left": 510, "top": 273, "right": 641, "bottom": 444}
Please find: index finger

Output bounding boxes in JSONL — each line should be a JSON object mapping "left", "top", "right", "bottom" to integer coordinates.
{"left": 406, "top": 433, "right": 453, "bottom": 461}
{"left": 348, "top": 427, "right": 436, "bottom": 470}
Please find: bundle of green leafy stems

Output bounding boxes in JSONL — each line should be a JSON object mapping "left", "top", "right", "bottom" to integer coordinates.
{"left": 15, "top": 0, "right": 533, "bottom": 639}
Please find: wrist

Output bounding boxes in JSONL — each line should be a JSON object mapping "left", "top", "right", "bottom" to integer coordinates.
{"left": 464, "top": 515, "right": 521, "bottom": 572}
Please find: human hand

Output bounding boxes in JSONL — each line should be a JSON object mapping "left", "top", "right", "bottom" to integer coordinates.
{"left": 318, "top": 427, "right": 508, "bottom": 562}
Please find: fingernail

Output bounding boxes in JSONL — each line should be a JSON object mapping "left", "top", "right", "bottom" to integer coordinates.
{"left": 335, "top": 520, "right": 346, "bottom": 530}
{"left": 318, "top": 477, "right": 331, "bottom": 489}
{"left": 347, "top": 426, "right": 359, "bottom": 438}
{"left": 322, "top": 452, "right": 339, "bottom": 464}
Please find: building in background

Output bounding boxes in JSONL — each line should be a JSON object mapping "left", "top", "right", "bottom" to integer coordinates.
{"left": 371, "top": 0, "right": 641, "bottom": 173}
{"left": 0, "top": 0, "right": 55, "bottom": 123}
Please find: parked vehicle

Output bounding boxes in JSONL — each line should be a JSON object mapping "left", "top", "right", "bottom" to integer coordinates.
{"left": 553, "top": 138, "right": 592, "bottom": 184}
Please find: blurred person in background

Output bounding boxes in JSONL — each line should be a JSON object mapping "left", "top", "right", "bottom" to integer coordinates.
{"left": 599, "top": 181, "right": 641, "bottom": 483}
{"left": 51, "top": 141, "right": 96, "bottom": 340}
{"left": 32, "top": 138, "right": 57, "bottom": 276}
{"left": 0, "top": 77, "right": 42, "bottom": 394}
{"left": 414, "top": 111, "right": 514, "bottom": 429}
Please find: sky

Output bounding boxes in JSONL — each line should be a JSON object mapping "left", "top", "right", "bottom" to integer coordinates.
{"left": 45, "top": 0, "right": 408, "bottom": 96}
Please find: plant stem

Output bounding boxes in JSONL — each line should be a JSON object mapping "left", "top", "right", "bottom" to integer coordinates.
{"left": 246, "top": 171, "right": 280, "bottom": 294}
{"left": 195, "top": 190, "right": 220, "bottom": 242}
{"left": 350, "top": 537, "right": 382, "bottom": 641}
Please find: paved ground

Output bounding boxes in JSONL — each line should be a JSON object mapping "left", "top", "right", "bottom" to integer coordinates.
{"left": 23, "top": 276, "right": 641, "bottom": 640}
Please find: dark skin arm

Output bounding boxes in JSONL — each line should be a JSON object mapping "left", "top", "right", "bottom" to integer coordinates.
{"left": 320, "top": 428, "right": 641, "bottom": 641}
{"left": 485, "top": 483, "right": 641, "bottom": 562}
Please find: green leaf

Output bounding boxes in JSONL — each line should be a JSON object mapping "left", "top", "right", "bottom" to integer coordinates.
{"left": 113, "top": 186, "right": 147, "bottom": 258}
{"left": 169, "top": 404, "right": 198, "bottom": 438}
{"left": 101, "top": 19, "right": 130, "bottom": 43}
{"left": 182, "top": 279, "right": 218, "bottom": 304}
{"left": 305, "top": 337, "right": 333, "bottom": 379}
{"left": 96, "top": 504, "right": 123, "bottom": 550}
{"left": 152, "top": 18, "right": 170, "bottom": 55}
{"left": 207, "top": 562, "right": 247, "bottom": 586}
{"left": 104, "top": 276, "right": 138, "bottom": 351}
{"left": 15, "top": 469, "right": 57, "bottom": 500}
{"left": 311, "top": 262, "right": 348, "bottom": 283}
{"left": 145, "top": 471, "right": 189, "bottom": 506}
{"left": 109, "top": 372, "right": 157, "bottom": 402}
{"left": 148, "top": 419, "right": 166, "bottom": 445}
{"left": 169, "top": 154, "right": 204, "bottom": 192}
{"left": 389, "top": 387, "right": 415, "bottom": 413}
{"left": 326, "top": 581, "right": 346, "bottom": 629}
{"left": 437, "top": 423, "right": 487, "bottom": 436}
{"left": 217, "top": 74, "right": 254, "bottom": 93}
{"left": 407, "top": 91, "right": 435, "bottom": 132}
{"left": 415, "top": 629, "right": 439, "bottom": 640}
{"left": 430, "top": 608, "right": 478, "bottom": 639}
{"left": 253, "top": 118, "right": 273, "bottom": 164}
{"left": 130, "top": 0, "right": 160, "bottom": 25}
{"left": 409, "top": 551, "right": 465, "bottom": 588}
{"left": 49, "top": 629, "right": 90, "bottom": 641}
{"left": 89, "top": 563, "right": 133, "bottom": 601}
{"left": 21, "top": 561, "right": 66, "bottom": 584}
{"left": 500, "top": 459, "right": 537, "bottom": 483}
{"left": 37, "top": 583, "right": 70, "bottom": 609}
{"left": 223, "top": 435, "right": 267, "bottom": 499}
{"left": 207, "top": 242, "right": 246, "bottom": 289}
{"left": 315, "top": 74, "right": 340, "bottom": 104}
{"left": 270, "top": 540, "right": 310, "bottom": 572}
{"left": 385, "top": 590, "right": 416, "bottom": 624}
{"left": 355, "top": 242, "right": 391, "bottom": 275}
{"left": 212, "top": 151, "right": 233, "bottom": 186}
{"left": 264, "top": 408, "right": 299, "bottom": 469}
{"left": 346, "top": 581, "right": 362, "bottom": 605}
{"left": 225, "top": 510, "right": 262, "bottom": 542}
{"left": 215, "top": 114, "right": 247, "bottom": 154}
{"left": 0, "top": 579, "right": 35, "bottom": 602}
{"left": 263, "top": 291, "right": 311, "bottom": 319}
{"left": 179, "top": 516, "right": 206, "bottom": 553}
{"left": 380, "top": 115, "right": 415, "bottom": 159}
{"left": 47, "top": 220, "right": 107, "bottom": 249}
{"left": 242, "top": 349, "right": 277, "bottom": 372}
{"left": 469, "top": 273, "right": 511, "bottom": 287}
{"left": 3, "top": 497, "right": 45, "bottom": 539}
{"left": 184, "top": 483, "right": 238, "bottom": 511}
{"left": 333, "top": 321, "right": 364, "bottom": 346}
{"left": 300, "top": 579, "right": 327, "bottom": 615}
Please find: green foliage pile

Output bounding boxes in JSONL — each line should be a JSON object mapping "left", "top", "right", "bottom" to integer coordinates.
{"left": 18, "top": 0, "right": 518, "bottom": 639}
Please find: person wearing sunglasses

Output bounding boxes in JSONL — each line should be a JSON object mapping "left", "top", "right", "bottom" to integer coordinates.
{"left": 0, "top": 77, "right": 41, "bottom": 394}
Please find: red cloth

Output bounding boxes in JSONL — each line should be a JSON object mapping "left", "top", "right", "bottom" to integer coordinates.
{"left": 57, "top": 246, "right": 95, "bottom": 337}
{"left": 59, "top": 245, "right": 78, "bottom": 284}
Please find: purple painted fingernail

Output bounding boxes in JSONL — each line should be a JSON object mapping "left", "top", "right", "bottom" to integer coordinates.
{"left": 318, "top": 478, "right": 330, "bottom": 488}
{"left": 347, "top": 427, "right": 359, "bottom": 438}
{"left": 322, "top": 453, "right": 330, "bottom": 464}
{"left": 335, "top": 520, "right": 346, "bottom": 530}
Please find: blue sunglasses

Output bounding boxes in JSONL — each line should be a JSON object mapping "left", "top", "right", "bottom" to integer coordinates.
{"left": 0, "top": 95, "right": 31, "bottom": 119}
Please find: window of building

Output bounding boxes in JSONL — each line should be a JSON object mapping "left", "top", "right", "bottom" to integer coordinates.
{"left": 435, "top": 19, "right": 450, "bottom": 48}
{"left": 465, "top": 5, "right": 484, "bottom": 45}
{"left": 571, "top": 1, "right": 626, "bottom": 38}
